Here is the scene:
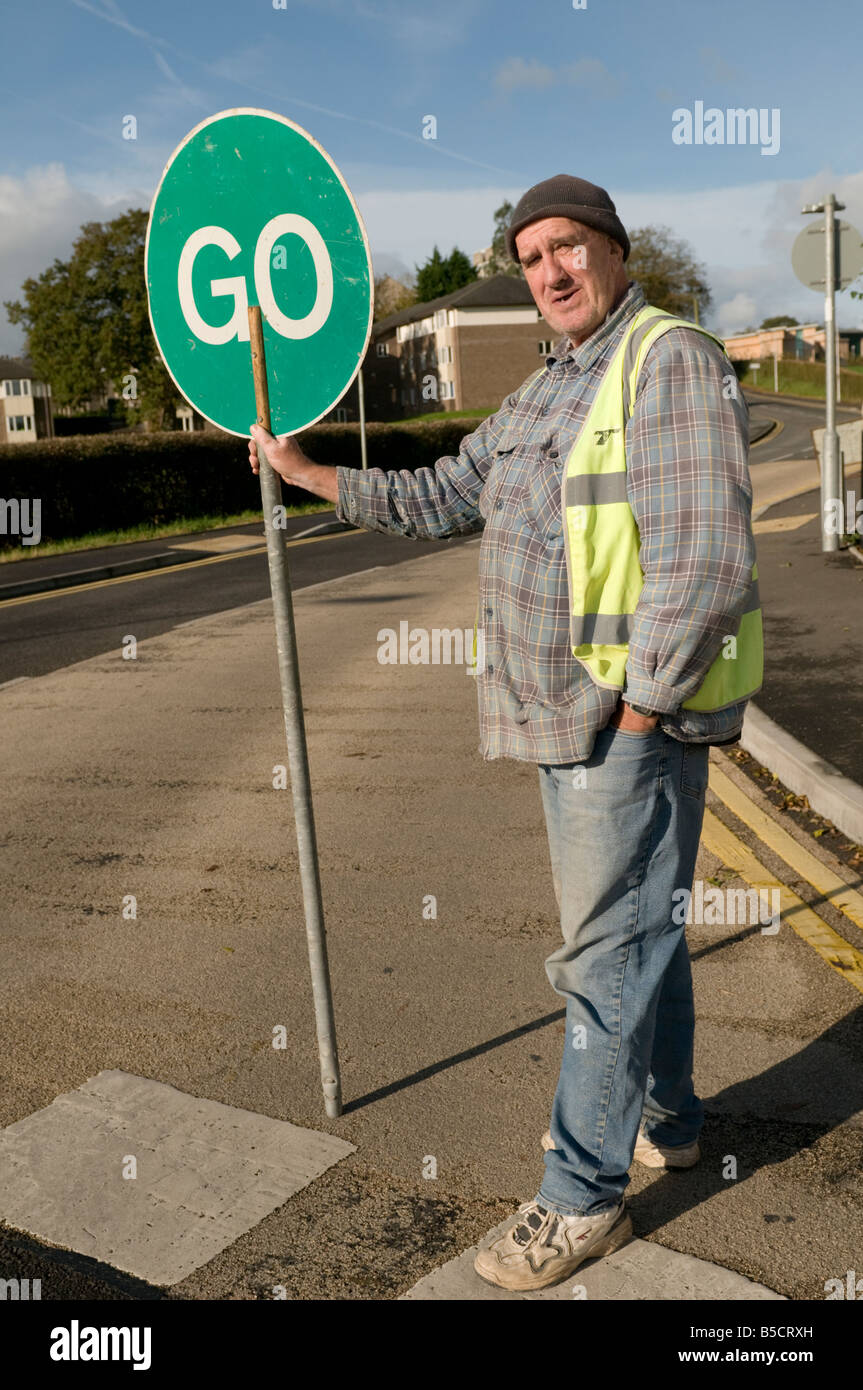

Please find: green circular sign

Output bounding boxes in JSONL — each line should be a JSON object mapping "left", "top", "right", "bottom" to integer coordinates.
{"left": 146, "top": 109, "right": 373, "bottom": 437}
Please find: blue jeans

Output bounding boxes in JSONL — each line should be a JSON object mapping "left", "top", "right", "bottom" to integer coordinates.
{"left": 534, "top": 724, "right": 708, "bottom": 1217}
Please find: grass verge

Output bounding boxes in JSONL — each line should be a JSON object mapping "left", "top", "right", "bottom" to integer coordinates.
{"left": 737, "top": 359, "right": 863, "bottom": 402}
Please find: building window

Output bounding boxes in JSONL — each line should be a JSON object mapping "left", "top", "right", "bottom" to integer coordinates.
{"left": 335, "top": 407, "right": 349, "bottom": 422}
{"left": 538, "top": 340, "right": 552, "bottom": 355}
{"left": 376, "top": 342, "right": 388, "bottom": 356}
{"left": 9, "top": 414, "right": 30, "bottom": 431}
{"left": 438, "top": 345, "right": 453, "bottom": 365}
{"left": 7, "top": 380, "right": 22, "bottom": 396}
{"left": 440, "top": 381, "right": 455, "bottom": 400}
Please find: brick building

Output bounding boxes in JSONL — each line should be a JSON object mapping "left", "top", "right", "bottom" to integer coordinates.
{"left": 723, "top": 323, "right": 862, "bottom": 364}
{"left": 323, "top": 274, "right": 554, "bottom": 423}
{"left": 0, "top": 357, "right": 54, "bottom": 444}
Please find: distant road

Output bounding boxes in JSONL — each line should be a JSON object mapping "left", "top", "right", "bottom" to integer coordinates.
{"left": 746, "top": 389, "right": 860, "bottom": 465}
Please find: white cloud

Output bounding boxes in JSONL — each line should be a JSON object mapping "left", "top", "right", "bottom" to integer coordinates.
{"left": 355, "top": 184, "right": 524, "bottom": 275}
{"left": 561, "top": 58, "right": 621, "bottom": 97}
{"left": 617, "top": 169, "right": 863, "bottom": 331}
{"left": 715, "top": 292, "right": 758, "bottom": 335}
{"left": 354, "top": 169, "right": 863, "bottom": 333}
{"left": 493, "top": 58, "right": 557, "bottom": 93}
{"left": 494, "top": 56, "right": 621, "bottom": 97}
{"left": 698, "top": 47, "right": 741, "bottom": 83}
{"left": 0, "top": 164, "right": 146, "bottom": 355}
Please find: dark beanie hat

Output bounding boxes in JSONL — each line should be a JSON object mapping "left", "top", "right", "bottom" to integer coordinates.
{"left": 506, "top": 175, "right": 630, "bottom": 263}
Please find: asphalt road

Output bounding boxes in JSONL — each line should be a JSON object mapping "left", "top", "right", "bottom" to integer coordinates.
{"left": 0, "top": 517, "right": 475, "bottom": 684}
{"left": 1, "top": 391, "right": 855, "bottom": 689}
{"left": 745, "top": 389, "right": 860, "bottom": 465}
{"left": 1, "top": 538, "right": 862, "bottom": 1310}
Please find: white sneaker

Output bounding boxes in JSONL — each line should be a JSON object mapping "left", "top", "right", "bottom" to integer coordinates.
{"left": 541, "top": 1128, "right": 700, "bottom": 1169}
{"left": 474, "top": 1198, "right": 633, "bottom": 1291}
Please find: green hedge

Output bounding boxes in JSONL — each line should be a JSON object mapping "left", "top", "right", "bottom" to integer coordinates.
{"left": 0, "top": 418, "right": 480, "bottom": 549}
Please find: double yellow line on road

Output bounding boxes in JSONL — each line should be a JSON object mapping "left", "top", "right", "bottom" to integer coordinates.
{"left": 704, "top": 762, "right": 863, "bottom": 994}
{"left": 0, "top": 528, "right": 362, "bottom": 609}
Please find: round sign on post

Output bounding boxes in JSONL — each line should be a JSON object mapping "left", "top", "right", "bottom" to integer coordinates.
{"left": 146, "top": 108, "right": 373, "bottom": 435}
{"left": 792, "top": 220, "right": 863, "bottom": 291}
{"left": 146, "top": 109, "right": 374, "bottom": 1118}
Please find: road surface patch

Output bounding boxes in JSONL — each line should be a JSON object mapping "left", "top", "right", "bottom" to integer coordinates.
{"left": 0, "top": 1070, "right": 355, "bottom": 1286}
{"left": 753, "top": 513, "right": 818, "bottom": 534}
{"left": 167, "top": 535, "right": 266, "bottom": 553}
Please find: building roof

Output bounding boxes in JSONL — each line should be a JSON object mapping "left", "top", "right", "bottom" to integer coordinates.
{"left": 0, "top": 356, "right": 37, "bottom": 381}
{"left": 374, "top": 273, "right": 537, "bottom": 335}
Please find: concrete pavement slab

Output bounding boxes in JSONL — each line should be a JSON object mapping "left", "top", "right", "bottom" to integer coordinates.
{"left": 0, "top": 1070, "right": 355, "bottom": 1285}
{"left": 401, "top": 1224, "right": 785, "bottom": 1299}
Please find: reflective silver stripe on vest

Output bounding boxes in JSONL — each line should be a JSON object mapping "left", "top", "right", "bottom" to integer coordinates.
{"left": 570, "top": 574, "right": 760, "bottom": 647}
{"left": 565, "top": 472, "right": 629, "bottom": 506}
{"left": 571, "top": 612, "right": 634, "bottom": 645}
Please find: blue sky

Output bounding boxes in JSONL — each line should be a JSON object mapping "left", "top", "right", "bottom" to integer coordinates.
{"left": 1, "top": 0, "right": 862, "bottom": 353}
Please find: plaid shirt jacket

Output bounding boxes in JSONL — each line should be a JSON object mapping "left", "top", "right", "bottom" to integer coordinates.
{"left": 335, "top": 280, "right": 758, "bottom": 765}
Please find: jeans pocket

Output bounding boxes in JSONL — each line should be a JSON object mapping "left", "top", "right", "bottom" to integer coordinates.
{"left": 603, "top": 722, "right": 662, "bottom": 740}
{"left": 680, "top": 742, "right": 709, "bottom": 799}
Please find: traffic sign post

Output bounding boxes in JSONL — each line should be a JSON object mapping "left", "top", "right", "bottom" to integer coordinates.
{"left": 146, "top": 109, "right": 375, "bottom": 1117}
{"left": 249, "top": 305, "right": 342, "bottom": 1117}
{"left": 793, "top": 199, "right": 863, "bottom": 552}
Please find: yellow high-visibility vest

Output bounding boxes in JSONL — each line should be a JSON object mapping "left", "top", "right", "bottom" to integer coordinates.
{"left": 474, "top": 305, "right": 763, "bottom": 712}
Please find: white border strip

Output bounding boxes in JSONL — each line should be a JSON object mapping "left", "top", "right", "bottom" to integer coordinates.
{"left": 740, "top": 703, "right": 863, "bottom": 845}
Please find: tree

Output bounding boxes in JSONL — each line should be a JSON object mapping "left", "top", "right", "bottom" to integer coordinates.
{"left": 625, "top": 225, "right": 711, "bottom": 322}
{"left": 760, "top": 315, "right": 798, "bottom": 328}
{"left": 414, "top": 245, "right": 478, "bottom": 303}
{"left": 482, "top": 200, "right": 521, "bottom": 278}
{"left": 373, "top": 274, "right": 416, "bottom": 321}
{"left": 5, "top": 208, "right": 181, "bottom": 429}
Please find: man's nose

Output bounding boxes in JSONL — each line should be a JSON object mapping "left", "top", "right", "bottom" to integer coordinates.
{"left": 542, "top": 252, "right": 571, "bottom": 288}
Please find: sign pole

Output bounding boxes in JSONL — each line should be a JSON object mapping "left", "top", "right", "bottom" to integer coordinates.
{"left": 248, "top": 304, "right": 343, "bottom": 1118}
{"left": 795, "top": 195, "right": 863, "bottom": 551}
{"left": 823, "top": 193, "right": 840, "bottom": 553}
{"left": 358, "top": 365, "right": 368, "bottom": 471}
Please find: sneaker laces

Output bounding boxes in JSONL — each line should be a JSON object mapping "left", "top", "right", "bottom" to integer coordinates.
{"left": 512, "top": 1201, "right": 560, "bottom": 1247}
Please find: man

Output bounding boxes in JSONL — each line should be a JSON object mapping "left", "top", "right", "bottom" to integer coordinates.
{"left": 248, "top": 175, "right": 762, "bottom": 1292}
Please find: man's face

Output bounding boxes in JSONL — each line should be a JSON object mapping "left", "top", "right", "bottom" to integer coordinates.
{"left": 515, "top": 216, "right": 629, "bottom": 346}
